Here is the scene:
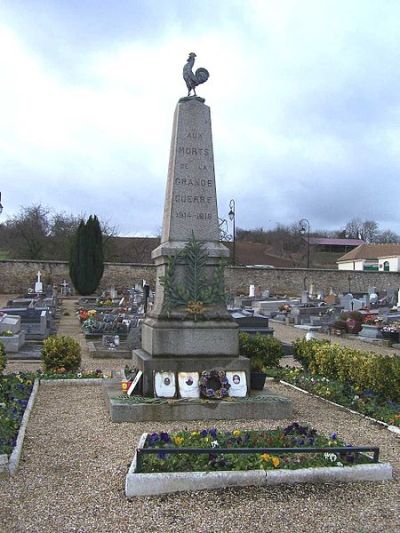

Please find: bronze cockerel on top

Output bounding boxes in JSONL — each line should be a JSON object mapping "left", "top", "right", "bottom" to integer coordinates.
{"left": 183, "top": 52, "right": 210, "bottom": 97}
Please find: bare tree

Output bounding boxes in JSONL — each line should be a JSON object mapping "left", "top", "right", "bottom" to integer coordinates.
{"left": 344, "top": 218, "right": 379, "bottom": 242}
{"left": 375, "top": 230, "right": 400, "bottom": 243}
{"left": 361, "top": 220, "right": 379, "bottom": 243}
{"left": 0, "top": 204, "right": 115, "bottom": 260}
{"left": 1, "top": 205, "right": 51, "bottom": 259}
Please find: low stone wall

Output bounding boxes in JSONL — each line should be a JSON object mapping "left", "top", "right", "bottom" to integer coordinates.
{"left": 0, "top": 260, "right": 156, "bottom": 294}
{"left": 1, "top": 259, "right": 399, "bottom": 295}
{"left": 225, "top": 266, "right": 400, "bottom": 296}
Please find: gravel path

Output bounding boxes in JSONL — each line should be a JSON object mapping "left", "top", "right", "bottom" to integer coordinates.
{"left": 1, "top": 298, "right": 399, "bottom": 532}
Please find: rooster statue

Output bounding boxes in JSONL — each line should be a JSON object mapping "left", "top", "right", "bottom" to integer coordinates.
{"left": 183, "top": 52, "right": 210, "bottom": 96}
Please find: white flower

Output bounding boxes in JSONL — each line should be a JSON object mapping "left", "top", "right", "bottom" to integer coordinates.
{"left": 77, "top": 372, "right": 82, "bottom": 378}
{"left": 211, "top": 440, "right": 219, "bottom": 448}
{"left": 336, "top": 462, "right": 344, "bottom": 467}
{"left": 324, "top": 452, "right": 337, "bottom": 462}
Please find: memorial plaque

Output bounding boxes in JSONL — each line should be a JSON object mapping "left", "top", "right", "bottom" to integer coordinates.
{"left": 178, "top": 372, "right": 200, "bottom": 398}
{"left": 154, "top": 371, "right": 176, "bottom": 398}
{"left": 226, "top": 371, "right": 247, "bottom": 397}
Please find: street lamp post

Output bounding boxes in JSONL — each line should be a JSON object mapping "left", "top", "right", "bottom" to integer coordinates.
{"left": 299, "top": 218, "right": 311, "bottom": 268}
{"left": 228, "top": 199, "right": 236, "bottom": 265}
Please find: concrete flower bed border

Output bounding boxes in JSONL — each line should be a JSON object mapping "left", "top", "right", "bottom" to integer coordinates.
{"left": 40, "top": 378, "right": 104, "bottom": 386}
{"left": 280, "top": 380, "right": 400, "bottom": 438}
{"left": 0, "top": 378, "right": 40, "bottom": 477}
{"left": 125, "top": 434, "right": 393, "bottom": 497}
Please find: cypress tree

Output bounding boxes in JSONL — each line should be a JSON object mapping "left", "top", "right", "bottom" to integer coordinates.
{"left": 69, "top": 215, "right": 104, "bottom": 295}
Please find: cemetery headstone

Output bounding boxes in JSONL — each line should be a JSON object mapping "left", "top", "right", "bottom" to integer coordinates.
{"left": 0, "top": 314, "right": 26, "bottom": 352}
{"left": 301, "top": 290, "right": 309, "bottom": 304}
{"left": 34, "top": 270, "right": 43, "bottom": 293}
{"left": 340, "top": 293, "right": 353, "bottom": 311}
{"left": 386, "top": 288, "right": 397, "bottom": 306}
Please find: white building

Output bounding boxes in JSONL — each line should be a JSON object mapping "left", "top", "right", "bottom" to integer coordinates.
{"left": 337, "top": 244, "right": 400, "bottom": 272}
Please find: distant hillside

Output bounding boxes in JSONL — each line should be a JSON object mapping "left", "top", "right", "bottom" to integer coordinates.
{"left": 107, "top": 236, "right": 160, "bottom": 263}
{"left": 107, "top": 237, "right": 299, "bottom": 267}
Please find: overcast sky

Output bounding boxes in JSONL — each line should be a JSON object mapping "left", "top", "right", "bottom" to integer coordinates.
{"left": 1, "top": 0, "right": 400, "bottom": 236}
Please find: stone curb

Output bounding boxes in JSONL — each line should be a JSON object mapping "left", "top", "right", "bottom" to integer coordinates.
{"left": 280, "top": 380, "right": 400, "bottom": 438}
{"left": 7, "top": 378, "right": 40, "bottom": 476}
{"left": 40, "top": 378, "right": 104, "bottom": 386}
{"left": 126, "top": 434, "right": 393, "bottom": 497}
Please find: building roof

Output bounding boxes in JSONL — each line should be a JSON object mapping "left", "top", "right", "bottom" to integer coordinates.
{"left": 308, "top": 237, "right": 364, "bottom": 247}
{"left": 337, "top": 243, "right": 400, "bottom": 262}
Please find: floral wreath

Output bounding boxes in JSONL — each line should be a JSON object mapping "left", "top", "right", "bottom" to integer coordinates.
{"left": 199, "top": 369, "right": 230, "bottom": 400}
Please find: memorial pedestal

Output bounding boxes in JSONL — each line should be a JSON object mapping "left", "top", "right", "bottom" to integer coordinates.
{"left": 132, "top": 349, "right": 251, "bottom": 396}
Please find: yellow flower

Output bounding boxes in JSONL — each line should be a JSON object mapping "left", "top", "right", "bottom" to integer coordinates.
{"left": 185, "top": 300, "right": 205, "bottom": 316}
{"left": 174, "top": 436, "right": 184, "bottom": 446}
{"left": 232, "top": 429, "right": 241, "bottom": 437}
{"left": 260, "top": 453, "right": 271, "bottom": 462}
{"left": 191, "top": 431, "right": 200, "bottom": 437}
{"left": 271, "top": 456, "right": 280, "bottom": 468}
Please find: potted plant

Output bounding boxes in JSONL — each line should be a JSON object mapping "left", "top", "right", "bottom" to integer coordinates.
{"left": 250, "top": 356, "right": 267, "bottom": 390}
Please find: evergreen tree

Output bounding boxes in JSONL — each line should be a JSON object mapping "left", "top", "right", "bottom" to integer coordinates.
{"left": 69, "top": 215, "right": 104, "bottom": 295}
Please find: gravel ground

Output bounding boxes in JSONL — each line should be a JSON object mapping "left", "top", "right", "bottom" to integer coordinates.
{"left": 1, "top": 298, "right": 400, "bottom": 532}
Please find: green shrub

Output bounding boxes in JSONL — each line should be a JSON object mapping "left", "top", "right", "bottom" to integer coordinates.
{"left": 292, "top": 339, "right": 400, "bottom": 402}
{"left": 41, "top": 335, "right": 81, "bottom": 373}
{"left": 292, "top": 338, "right": 330, "bottom": 370}
{"left": 0, "top": 342, "right": 6, "bottom": 374}
{"left": 239, "top": 333, "right": 283, "bottom": 367}
{"left": 250, "top": 356, "right": 266, "bottom": 373}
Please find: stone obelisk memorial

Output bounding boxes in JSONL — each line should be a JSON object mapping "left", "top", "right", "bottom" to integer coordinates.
{"left": 133, "top": 53, "right": 250, "bottom": 395}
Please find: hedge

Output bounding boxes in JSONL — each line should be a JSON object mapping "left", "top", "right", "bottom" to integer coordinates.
{"left": 292, "top": 338, "right": 400, "bottom": 402}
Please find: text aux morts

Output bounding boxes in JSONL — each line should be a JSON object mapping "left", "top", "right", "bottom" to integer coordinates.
{"left": 178, "top": 146, "right": 210, "bottom": 157}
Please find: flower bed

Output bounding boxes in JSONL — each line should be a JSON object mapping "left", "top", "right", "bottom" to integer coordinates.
{"left": 0, "top": 372, "right": 35, "bottom": 457}
{"left": 137, "top": 423, "right": 373, "bottom": 473}
{"left": 274, "top": 338, "right": 400, "bottom": 428}
{"left": 37, "top": 369, "right": 104, "bottom": 380}
{"left": 126, "top": 424, "right": 392, "bottom": 496}
{"left": 278, "top": 368, "right": 400, "bottom": 428}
